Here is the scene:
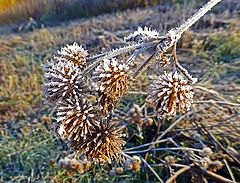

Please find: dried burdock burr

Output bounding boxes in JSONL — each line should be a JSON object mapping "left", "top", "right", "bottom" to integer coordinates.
{"left": 208, "top": 160, "right": 223, "bottom": 172}
{"left": 56, "top": 42, "right": 88, "bottom": 69}
{"left": 56, "top": 99, "right": 101, "bottom": 141}
{"left": 109, "top": 166, "right": 124, "bottom": 176}
{"left": 155, "top": 52, "right": 172, "bottom": 68}
{"left": 125, "top": 158, "right": 133, "bottom": 170}
{"left": 145, "top": 118, "right": 154, "bottom": 126}
{"left": 115, "top": 167, "right": 124, "bottom": 174}
{"left": 69, "top": 119, "right": 126, "bottom": 163}
{"left": 164, "top": 155, "right": 177, "bottom": 165}
{"left": 129, "top": 104, "right": 143, "bottom": 126}
{"left": 109, "top": 168, "right": 117, "bottom": 176}
{"left": 58, "top": 157, "right": 85, "bottom": 173}
{"left": 95, "top": 58, "right": 131, "bottom": 115}
{"left": 147, "top": 71, "right": 194, "bottom": 117}
{"left": 43, "top": 60, "right": 90, "bottom": 103}
{"left": 58, "top": 156, "right": 92, "bottom": 174}
{"left": 201, "top": 147, "right": 213, "bottom": 157}
{"left": 132, "top": 155, "right": 142, "bottom": 172}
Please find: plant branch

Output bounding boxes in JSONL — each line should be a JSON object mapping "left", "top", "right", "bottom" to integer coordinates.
{"left": 198, "top": 166, "right": 235, "bottom": 183}
{"left": 193, "top": 100, "right": 240, "bottom": 107}
{"left": 125, "top": 147, "right": 202, "bottom": 155}
{"left": 223, "top": 159, "right": 237, "bottom": 183}
{"left": 173, "top": 0, "right": 222, "bottom": 39}
{"left": 165, "top": 165, "right": 191, "bottom": 183}
{"left": 198, "top": 122, "right": 240, "bottom": 166}
{"left": 132, "top": 52, "right": 156, "bottom": 80}
{"left": 141, "top": 157, "right": 164, "bottom": 183}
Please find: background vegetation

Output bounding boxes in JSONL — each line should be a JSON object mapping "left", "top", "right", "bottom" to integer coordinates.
{"left": 0, "top": 0, "right": 170, "bottom": 25}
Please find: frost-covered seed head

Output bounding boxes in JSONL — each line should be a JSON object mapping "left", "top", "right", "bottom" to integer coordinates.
{"left": 43, "top": 60, "right": 89, "bottom": 103}
{"left": 70, "top": 120, "right": 126, "bottom": 163}
{"left": 56, "top": 99, "right": 101, "bottom": 141}
{"left": 56, "top": 42, "right": 88, "bottom": 70}
{"left": 124, "top": 26, "right": 160, "bottom": 43}
{"left": 147, "top": 71, "right": 194, "bottom": 117}
{"left": 94, "top": 58, "right": 131, "bottom": 115}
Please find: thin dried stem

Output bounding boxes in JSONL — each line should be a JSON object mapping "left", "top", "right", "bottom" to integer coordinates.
{"left": 194, "top": 100, "right": 240, "bottom": 107}
{"left": 141, "top": 157, "right": 164, "bottom": 183}
{"left": 173, "top": 0, "right": 222, "bottom": 39}
{"left": 125, "top": 138, "right": 172, "bottom": 151}
{"left": 223, "top": 159, "right": 237, "bottom": 183}
{"left": 133, "top": 52, "right": 156, "bottom": 80}
{"left": 125, "top": 147, "right": 202, "bottom": 155}
{"left": 198, "top": 166, "right": 235, "bottom": 183}
{"left": 165, "top": 165, "right": 191, "bottom": 183}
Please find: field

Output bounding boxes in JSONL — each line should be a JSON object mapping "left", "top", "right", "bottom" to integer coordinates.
{"left": 0, "top": 0, "right": 240, "bottom": 182}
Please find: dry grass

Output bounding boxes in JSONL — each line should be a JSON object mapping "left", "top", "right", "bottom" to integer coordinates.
{"left": 0, "top": 55, "right": 43, "bottom": 121}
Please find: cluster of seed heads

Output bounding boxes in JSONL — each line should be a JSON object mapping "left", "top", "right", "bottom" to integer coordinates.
{"left": 43, "top": 0, "right": 222, "bottom": 163}
{"left": 44, "top": 43, "right": 126, "bottom": 163}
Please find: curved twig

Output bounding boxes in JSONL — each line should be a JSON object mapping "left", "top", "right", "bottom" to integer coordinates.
{"left": 165, "top": 165, "right": 191, "bottom": 183}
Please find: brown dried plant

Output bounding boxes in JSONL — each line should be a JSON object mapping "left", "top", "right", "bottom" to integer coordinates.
{"left": 43, "top": 0, "right": 224, "bottom": 166}
{"left": 147, "top": 71, "right": 194, "bottom": 118}
{"left": 94, "top": 58, "right": 131, "bottom": 115}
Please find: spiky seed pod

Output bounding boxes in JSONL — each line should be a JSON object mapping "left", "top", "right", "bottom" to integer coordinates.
{"left": 147, "top": 71, "right": 194, "bottom": 117}
{"left": 115, "top": 167, "right": 124, "bottom": 174}
{"left": 43, "top": 60, "right": 90, "bottom": 103}
{"left": 95, "top": 58, "right": 131, "bottom": 115}
{"left": 132, "top": 155, "right": 142, "bottom": 172}
{"left": 71, "top": 120, "right": 126, "bottom": 163}
{"left": 199, "top": 157, "right": 211, "bottom": 169}
{"left": 164, "top": 156, "right": 177, "bottom": 165}
{"left": 201, "top": 147, "right": 213, "bottom": 157}
{"left": 109, "top": 168, "right": 117, "bottom": 176}
{"left": 56, "top": 99, "right": 101, "bottom": 141}
{"left": 145, "top": 118, "right": 154, "bottom": 126}
{"left": 58, "top": 157, "right": 84, "bottom": 173}
{"left": 124, "top": 26, "right": 160, "bottom": 43}
{"left": 208, "top": 160, "right": 223, "bottom": 172}
{"left": 56, "top": 42, "right": 88, "bottom": 69}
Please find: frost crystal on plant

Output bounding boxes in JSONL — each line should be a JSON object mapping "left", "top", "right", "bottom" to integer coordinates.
{"left": 43, "top": 60, "right": 89, "bottom": 103}
{"left": 95, "top": 58, "right": 131, "bottom": 115}
{"left": 147, "top": 72, "right": 194, "bottom": 117}
{"left": 56, "top": 99, "right": 101, "bottom": 141}
{"left": 56, "top": 42, "right": 88, "bottom": 69}
{"left": 56, "top": 98, "right": 78, "bottom": 123}
{"left": 124, "top": 26, "right": 160, "bottom": 43}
